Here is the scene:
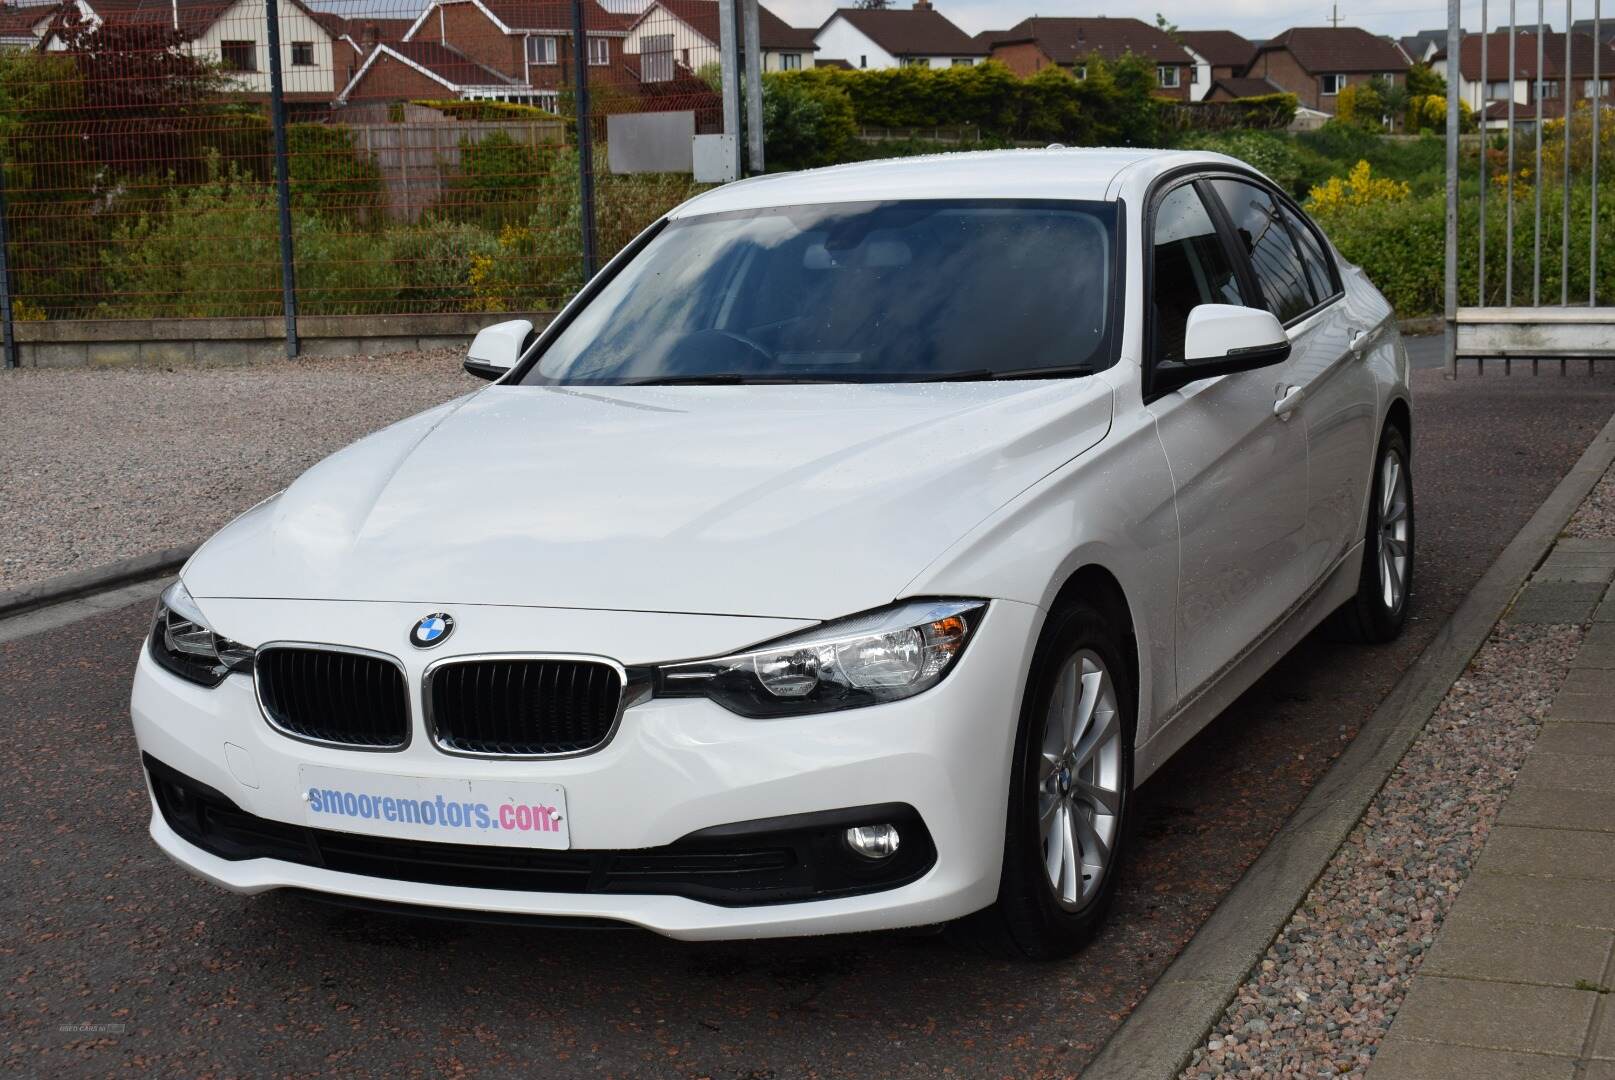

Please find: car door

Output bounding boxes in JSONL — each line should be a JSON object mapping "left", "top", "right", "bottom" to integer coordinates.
{"left": 1144, "top": 178, "right": 1312, "bottom": 701}
{"left": 1205, "top": 177, "right": 1377, "bottom": 584}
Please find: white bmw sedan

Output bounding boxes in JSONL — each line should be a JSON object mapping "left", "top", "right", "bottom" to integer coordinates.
{"left": 131, "top": 149, "right": 1412, "bottom": 959}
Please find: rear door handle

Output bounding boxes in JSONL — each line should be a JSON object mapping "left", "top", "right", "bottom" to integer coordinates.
{"left": 1274, "top": 385, "right": 1304, "bottom": 419}
{"left": 1350, "top": 329, "right": 1372, "bottom": 353}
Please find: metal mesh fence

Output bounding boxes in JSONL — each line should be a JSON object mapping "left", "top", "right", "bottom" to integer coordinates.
{"left": 0, "top": 0, "right": 722, "bottom": 333}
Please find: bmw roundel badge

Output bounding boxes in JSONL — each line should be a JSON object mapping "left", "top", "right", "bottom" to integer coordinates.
{"left": 410, "top": 612, "right": 454, "bottom": 649}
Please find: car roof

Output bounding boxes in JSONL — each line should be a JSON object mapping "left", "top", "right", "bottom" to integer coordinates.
{"left": 667, "top": 148, "right": 1245, "bottom": 218}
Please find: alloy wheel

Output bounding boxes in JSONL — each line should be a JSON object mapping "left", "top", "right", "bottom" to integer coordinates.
{"left": 1378, "top": 449, "right": 1411, "bottom": 613}
{"left": 1037, "top": 649, "right": 1123, "bottom": 911}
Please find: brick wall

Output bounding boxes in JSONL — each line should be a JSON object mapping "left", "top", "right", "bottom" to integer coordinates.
{"left": 429, "top": 2, "right": 523, "bottom": 80}
{"left": 343, "top": 50, "right": 456, "bottom": 102}
{"left": 989, "top": 41, "right": 1052, "bottom": 77}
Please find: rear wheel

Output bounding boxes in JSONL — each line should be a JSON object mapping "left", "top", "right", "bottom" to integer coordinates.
{"left": 1334, "top": 424, "right": 1414, "bottom": 643}
{"left": 964, "top": 601, "right": 1135, "bottom": 960}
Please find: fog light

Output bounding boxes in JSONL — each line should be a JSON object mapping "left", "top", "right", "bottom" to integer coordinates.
{"left": 844, "top": 824, "right": 900, "bottom": 860}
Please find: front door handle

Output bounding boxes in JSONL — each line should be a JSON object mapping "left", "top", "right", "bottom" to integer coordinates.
{"left": 1274, "top": 385, "right": 1304, "bottom": 419}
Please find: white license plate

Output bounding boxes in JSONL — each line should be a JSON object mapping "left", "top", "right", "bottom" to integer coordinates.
{"left": 297, "top": 765, "right": 570, "bottom": 849}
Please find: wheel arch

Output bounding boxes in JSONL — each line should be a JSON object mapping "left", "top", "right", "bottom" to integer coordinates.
{"left": 1046, "top": 564, "right": 1141, "bottom": 715}
{"left": 1385, "top": 395, "right": 1412, "bottom": 459}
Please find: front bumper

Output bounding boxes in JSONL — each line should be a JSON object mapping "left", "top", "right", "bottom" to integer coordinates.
{"left": 129, "top": 598, "right": 1040, "bottom": 939}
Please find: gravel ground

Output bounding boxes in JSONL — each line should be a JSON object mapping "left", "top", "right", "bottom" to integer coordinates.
{"left": 1180, "top": 470, "right": 1615, "bottom": 1079}
{"left": 0, "top": 351, "right": 472, "bottom": 591}
{"left": 1566, "top": 465, "right": 1615, "bottom": 537}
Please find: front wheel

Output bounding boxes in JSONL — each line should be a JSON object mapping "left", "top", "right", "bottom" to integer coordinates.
{"left": 962, "top": 601, "right": 1135, "bottom": 960}
{"left": 1335, "top": 424, "right": 1414, "bottom": 643}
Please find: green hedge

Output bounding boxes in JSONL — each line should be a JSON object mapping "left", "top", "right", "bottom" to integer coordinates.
{"left": 768, "top": 57, "right": 1167, "bottom": 154}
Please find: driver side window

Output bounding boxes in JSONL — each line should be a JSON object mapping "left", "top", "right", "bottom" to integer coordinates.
{"left": 1151, "top": 183, "right": 1244, "bottom": 363}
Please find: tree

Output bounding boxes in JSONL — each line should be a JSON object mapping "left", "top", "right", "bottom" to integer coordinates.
{"left": 856, "top": 0, "right": 894, "bottom": 7}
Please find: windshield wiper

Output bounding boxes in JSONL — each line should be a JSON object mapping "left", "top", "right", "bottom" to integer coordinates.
{"left": 920, "top": 364, "right": 1099, "bottom": 382}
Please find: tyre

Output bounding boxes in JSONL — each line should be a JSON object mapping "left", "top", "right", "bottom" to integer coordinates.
{"left": 1333, "top": 424, "right": 1414, "bottom": 644}
{"left": 963, "top": 600, "right": 1135, "bottom": 960}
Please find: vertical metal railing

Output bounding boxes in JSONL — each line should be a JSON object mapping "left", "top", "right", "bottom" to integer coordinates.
{"left": 570, "top": 0, "right": 596, "bottom": 282}
{"left": 1448, "top": 0, "right": 1615, "bottom": 375}
{"left": 265, "top": 0, "right": 299, "bottom": 358}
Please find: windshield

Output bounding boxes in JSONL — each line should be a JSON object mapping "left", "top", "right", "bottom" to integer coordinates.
{"left": 521, "top": 200, "right": 1118, "bottom": 386}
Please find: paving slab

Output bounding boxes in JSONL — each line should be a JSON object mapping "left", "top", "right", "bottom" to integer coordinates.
{"left": 1585, "top": 1062, "right": 1615, "bottom": 1080}
{"left": 1595, "top": 1003, "right": 1615, "bottom": 1059}
{"left": 1560, "top": 667, "right": 1615, "bottom": 697}
{"left": 1508, "top": 581, "right": 1610, "bottom": 624}
{"left": 1369, "top": 1039, "right": 1576, "bottom": 1080}
{"left": 1475, "top": 825, "right": 1615, "bottom": 879}
{"left": 1449, "top": 873, "right": 1615, "bottom": 929}
{"left": 1516, "top": 752, "right": 1615, "bottom": 793}
{"left": 1550, "top": 692, "right": 1615, "bottom": 722}
{"left": 1386, "top": 976, "right": 1597, "bottom": 1055}
{"left": 1533, "top": 564, "right": 1615, "bottom": 584}
{"left": 1501, "top": 787, "right": 1615, "bottom": 832}
{"left": 1418, "top": 914, "right": 1614, "bottom": 987}
{"left": 1535, "top": 723, "right": 1615, "bottom": 756}
{"left": 1557, "top": 539, "right": 1615, "bottom": 553}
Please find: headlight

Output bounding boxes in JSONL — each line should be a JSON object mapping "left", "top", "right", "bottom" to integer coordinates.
{"left": 150, "top": 581, "right": 254, "bottom": 688}
{"left": 657, "top": 599, "right": 986, "bottom": 717}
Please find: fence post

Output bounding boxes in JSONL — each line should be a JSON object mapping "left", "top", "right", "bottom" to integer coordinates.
{"left": 1443, "top": 0, "right": 1460, "bottom": 379}
{"left": 741, "top": 0, "right": 764, "bottom": 174}
{"left": 571, "top": 0, "right": 597, "bottom": 281}
{"left": 717, "top": 0, "right": 743, "bottom": 181}
{"left": 264, "top": 0, "right": 299, "bottom": 357}
{"left": 0, "top": 157, "right": 17, "bottom": 370}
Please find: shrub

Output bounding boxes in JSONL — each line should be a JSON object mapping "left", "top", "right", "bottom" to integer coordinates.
{"left": 387, "top": 219, "right": 502, "bottom": 312}
{"left": 762, "top": 72, "right": 856, "bottom": 170}
{"left": 1307, "top": 160, "right": 1411, "bottom": 212}
{"left": 288, "top": 123, "right": 385, "bottom": 228}
{"left": 437, "top": 131, "right": 557, "bottom": 230}
{"left": 1170, "top": 129, "right": 1335, "bottom": 197}
{"left": 410, "top": 99, "right": 564, "bottom": 122}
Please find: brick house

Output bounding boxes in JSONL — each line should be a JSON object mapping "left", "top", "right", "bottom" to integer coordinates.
{"left": 383, "top": 0, "right": 632, "bottom": 104}
{"left": 1434, "top": 29, "right": 1615, "bottom": 129}
{"left": 814, "top": 2, "right": 985, "bottom": 71}
{"left": 1177, "top": 29, "right": 1257, "bottom": 101}
{"left": 979, "top": 16, "right": 1195, "bottom": 100}
{"left": 335, "top": 39, "right": 530, "bottom": 105}
{"left": 1247, "top": 26, "right": 1411, "bottom": 114}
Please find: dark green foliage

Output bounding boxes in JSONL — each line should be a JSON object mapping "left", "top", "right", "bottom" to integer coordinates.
{"left": 288, "top": 124, "right": 385, "bottom": 228}
{"left": 436, "top": 131, "right": 555, "bottom": 230}
{"left": 762, "top": 73, "right": 857, "bottom": 170}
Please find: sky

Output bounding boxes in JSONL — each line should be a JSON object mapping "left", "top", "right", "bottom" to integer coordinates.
{"left": 762, "top": 0, "right": 1570, "bottom": 42}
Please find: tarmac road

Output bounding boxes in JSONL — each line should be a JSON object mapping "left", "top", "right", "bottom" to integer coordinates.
{"left": 4, "top": 359, "right": 1613, "bottom": 1080}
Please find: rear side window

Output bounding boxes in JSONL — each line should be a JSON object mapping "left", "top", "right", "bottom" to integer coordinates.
{"left": 1281, "top": 203, "right": 1339, "bottom": 303}
{"left": 1150, "top": 183, "right": 1244, "bottom": 363}
{"left": 1209, "top": 178, "right": 1316, "bottom": 323}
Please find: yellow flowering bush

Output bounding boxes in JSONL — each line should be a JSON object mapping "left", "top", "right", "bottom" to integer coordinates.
{"left": 1306, "top": 160, "right": 1411, "bottom": 213}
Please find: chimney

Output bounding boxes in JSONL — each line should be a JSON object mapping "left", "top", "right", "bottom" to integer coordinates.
{"left": 364, "top": 22, "right": 382, "bottom": 42}
{"left": 913, "top": 0, "right": 933, "bottom": 10}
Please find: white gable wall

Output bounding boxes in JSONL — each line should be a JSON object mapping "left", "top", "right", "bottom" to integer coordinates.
{"left": 814, "top": 15, "right": 894, "bottom": 69}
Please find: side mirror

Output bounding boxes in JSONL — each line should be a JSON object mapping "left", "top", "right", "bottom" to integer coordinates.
{"left": 464, "top": 319, "right": 534, "bottom": 381}
{"left": 1153, "top": 304, "right": 1292, "bottom": 396}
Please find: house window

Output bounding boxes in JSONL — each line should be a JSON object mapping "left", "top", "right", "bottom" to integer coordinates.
{"left": 1075, "top": 64, "right": 1086, "bottom": 79}
{"left": 1586, "top": 78, "right": 1612, "bottom": 97}
{"left": 1157, "top": 65, "right": 1180, "bottom": 88}
{"left": 221, "top": 40, "right": 256, "bottom": 72}
{"left": 1534, "top": 79, "right": 1560, "bottom": 98}
{"left": 1189, "top": 65, "right": 1199, "bottom": 83}
{"left": 588, "top": 36, "right": 609, "bottom": 66}
{"left": 290, "top": 41, "right": 313, "bottom": 66}
{"left": 901, "top": 56, "right": 928, "bottom": 67}
{"left": 641, "top": 33, "right": 673, "bottom": 81}
{"left": 526, "top": 35, "right": 557, "bottom": 65}
{"left": 1486, "top": 79, "right": 1513, "bottom": 98}
{"left": 780, "top": 52, "right": 801, "bottom": 70}
{"left": 859, "top": 54, "right": 867, "bottom": 68}
{"left": 1320, "top": 73, "right": 1346, "bottom": 95}
{"left": 951, "top": 57, "right": 973, "bottom": 67}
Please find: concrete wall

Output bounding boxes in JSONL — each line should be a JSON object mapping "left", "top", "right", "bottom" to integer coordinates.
{"left": 13, "top": 313, "right": 554, "bottom": 368}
